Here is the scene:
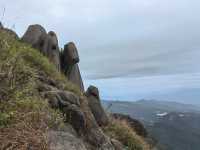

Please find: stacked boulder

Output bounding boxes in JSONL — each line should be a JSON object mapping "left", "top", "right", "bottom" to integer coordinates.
{"left": 22, "top": 25, "right": 47, "bottom": 54}
{"left": 45, "top": 31, "right": 60, "bottom": 71}
{"left": 60, "top": 42, "right": 84, "bottom": 92}
{"left": 44, "top": 90, "right": 85, "bottom": 133}
{"left": 21, "top": 24, "right": 116, "bottom": 149}
{"left": 85, "top": 85, "right": 109, "bottom": 126}
{"left": 22, "top": 24, "right": 84, "bottom": 91}
{"left": 22, "top": 25, "right": 60, "bottom": 71}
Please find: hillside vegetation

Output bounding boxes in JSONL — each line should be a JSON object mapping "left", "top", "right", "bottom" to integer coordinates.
{"left": 0, "top": 27, "right": 150, "bottom": 150}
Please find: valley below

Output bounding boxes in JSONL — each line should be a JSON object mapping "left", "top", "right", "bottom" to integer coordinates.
{"left": 103, "top": 100, "right": 200, "bottom": 150}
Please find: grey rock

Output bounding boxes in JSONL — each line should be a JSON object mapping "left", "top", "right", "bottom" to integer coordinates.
{"left": 86, "top": 85, "right": 100, "bottom": 99}
{"left": 45, "top": 90, "right": 80, "bottom": 108}
{"left": 111, "top": 139, "right": 124, "bottom": 150}
{"left": 80, "top": 96, "right": 115, "bottom": 150}
{"left": 22, "top": 24, "right": 47, "bottom": 54}
{"left": 86, "top": 86, "right": 109, "bottom": 126}
{"left": 86, "top": 128, "right": 115, "bottom": 150}
{"left": 63, "top": 42, "right": 79, "bottom": 65}
{"left": 58, "top": 91, "right": 80, "bottom": 106}
{"left": 63, "top": 104, "right": 86, "bottom": 133}
{"left": 60, "top": 42, "right": 84, "bottom": 92}
{"left": 68, "top": 64, "right": 84, "bottom": 92}
{"left": 47, "top": 130, "right": 87, "bottom": 150}
{"left": 45, "top": 31, "right": 60, "bottom": 71}
{"left": 45, "top": 91, "right": 63, "bottom": 109}
{"left": 48, "top": 96, "right": 60, "bottom": 109}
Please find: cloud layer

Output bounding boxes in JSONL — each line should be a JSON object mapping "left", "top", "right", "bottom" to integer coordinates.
{"left": 1, "top": 0, "right": 200, "bottom": 104}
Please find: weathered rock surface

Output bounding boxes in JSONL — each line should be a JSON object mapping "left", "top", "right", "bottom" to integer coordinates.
{"left": 22, "top": 24, "right": 84, "bottom": 92}
{"left": 60, "top": 42, "right": 84, "bottom": 92}
{"left": 86, "top": 85, "right": 109, "bottom": 126}
{"left": 68, "top": 64, "right": 84, "bottom": 92}
{"left": 20, "top": 24, "right": 118, "bottom": 149}
{"left": 22, "top": 24, "right": 47, "bottom": 54}
{"left": 47, "top": 125, "right": 87, "bottom": 150}
{"left": 79, "top": 96, "right": 115, "bottom": 150}
{"left": 45, "top": 31, "right": 60, "bottom": 71}
{"left": 63, "top": 104, "right": 86, "bottom": 133}
{"left": 63, "top": 42, "right": 80, "bottom": 65}
{"left": 111, "top": 139, "right": 124, "bottom": 150}
{"left": 41, "top": 83, "right": 114, "bottom": 149}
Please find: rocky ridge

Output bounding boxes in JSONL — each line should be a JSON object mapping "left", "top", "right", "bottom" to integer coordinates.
{"left": 0, "top": 23, "right": 150, "bottom": 150}
{"left": 21, "top": 24, "right": 115, "bottom": 150}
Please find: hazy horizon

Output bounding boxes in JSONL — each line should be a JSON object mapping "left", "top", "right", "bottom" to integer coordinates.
{"left": 1, "top": 0, "right": 200, "bottom": 105}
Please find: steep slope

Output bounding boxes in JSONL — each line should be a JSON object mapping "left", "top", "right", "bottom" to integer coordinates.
{"left": 0, "top": 25, "right": 149, "bottom": 150}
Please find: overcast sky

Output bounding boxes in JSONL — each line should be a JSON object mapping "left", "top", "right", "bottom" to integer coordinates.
{"left": 1, "top": 0, "right": 200, "bottom": 105}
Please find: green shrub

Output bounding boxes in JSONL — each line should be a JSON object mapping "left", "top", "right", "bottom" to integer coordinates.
{"left": 103, "top": 118, "right": 150, "bottom": 150}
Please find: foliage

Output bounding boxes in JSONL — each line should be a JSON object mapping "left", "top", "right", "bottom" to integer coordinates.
{"left": 103, "top": 118, "right": 150, "bottom": 150}
{"left": 0, "top": 29, "right": 72, "bottom": 149}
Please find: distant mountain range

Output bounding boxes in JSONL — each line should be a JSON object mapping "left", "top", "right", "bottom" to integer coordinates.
{"left": 103, "top": 100, "right": 200, "bottom": 150}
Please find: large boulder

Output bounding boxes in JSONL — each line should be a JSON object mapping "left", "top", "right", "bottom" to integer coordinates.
{"left": 85, "top": 86, "right": 109, "bottom": 126}
{"left": 44, "top": 90, "right": 85, "bottom": 133}
{"left": 63, "top": 42, "right": 79, "bottom": 65}
{"left": 86, "top": 85, "right": 100, "bottom": 99}
{"left": 63, "top": 104, "right": 86, "bottom": 133}
{"left": 22, "top": 25, "right": 60, "bottom": 71}
{"left": 68, "top": 64, "right": 84, "bottom": 92}
{"left": 60, "top": 42, "right": 84, "bottom": 92}
{"left": 22, "top": 24, "right": 47, "bottom": 54}
{"left": 44, "top": 90, "right": 80, "bottom": 109}
{"left": 45, "top": 31, "right": 60, "bottom": 71}
{"left": 79, "top": 96, "right": 115, "bottom": 150}
{"left": 47, "top": 125, "right": 88, "bottom": 150}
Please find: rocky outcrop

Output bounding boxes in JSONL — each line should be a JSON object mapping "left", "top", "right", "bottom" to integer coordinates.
{"left": 38, "top": 79, "right": 114, "bottom": 149}
{"left": 47, "top": 125, "right": 88, "bottom": 150}
{"left": 20, "top": 24, "right": 118, "bottom": 149}
{"left": 45, "top": 31, "right": 60, "bottom": 71}
{"left": 22, "top": 25, "right": 84, "bottom": 92}
{"left": 112, "top": 113, "right": 148, "bottom": 137}
{"left": 85, "top": 85, "right": 109, "bottom": 126}
{"left": 61, "top": 42, "right": 84, "bottom": 92}
{"left": 22, "top": 24, "right": 47, "bottom": 53}
{"left": 22, "top": 25, "right": 60, "bottom": 71}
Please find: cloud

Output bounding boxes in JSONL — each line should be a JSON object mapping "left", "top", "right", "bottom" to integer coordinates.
{"left": 1, "top": 0, "right": 200, "bottom": 103}
{"left": 85, "top": 72, "right": 200, "bottom": 104}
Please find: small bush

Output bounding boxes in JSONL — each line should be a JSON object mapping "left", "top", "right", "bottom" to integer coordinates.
{"left": 103, "top": 118, "right": 150, "bottom": 150}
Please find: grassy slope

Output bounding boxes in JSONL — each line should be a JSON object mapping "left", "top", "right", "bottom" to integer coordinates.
{"left": 0, "top": 30, "right": 81, "bottom": 149}
{"left": 103, "top": 118, "right": 150, "bottom": 150}
{"left": 0, "top": 30, "right": 149, "bottom": 150}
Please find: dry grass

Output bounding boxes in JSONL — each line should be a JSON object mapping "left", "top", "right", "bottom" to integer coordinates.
{"left": 0, "top": 29, "right": 66, "bottom": 149}
{"left": 103, "top": 118, "right": 151, "bottom": 150}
